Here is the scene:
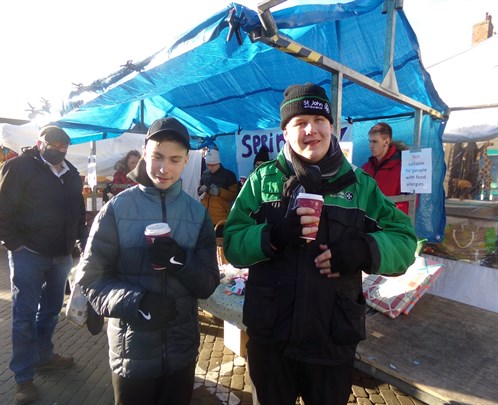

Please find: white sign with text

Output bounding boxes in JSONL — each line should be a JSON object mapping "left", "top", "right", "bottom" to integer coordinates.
{"left": 401, "top": 148, "right": 432, "bottom": 194}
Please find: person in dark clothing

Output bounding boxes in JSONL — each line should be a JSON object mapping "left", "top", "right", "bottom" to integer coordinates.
{"left": 77, "top": 117, "right": 219, "bottom": 405}
{"left": 253, "top": 145, "right": 270, "bottom": 170}
{"left": 0, "top": 126, "right": 87, "bottom": 405}
{"left": 197, "top": 148, "right": 238, "bottom": 225}
{"left": 361, "top": 122, "right": 410, "bottom": 214}
{"left": 224, "top": 83, "right": 417, "bottom": 405}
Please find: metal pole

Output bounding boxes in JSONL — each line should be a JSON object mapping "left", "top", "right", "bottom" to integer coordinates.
{"left": 91, "top": 140, "right": 97, "bottom": 211}
{"left": 381, "top": 0, "right": 399, "bottom": 94}
{"left": 331, "top": 71, "right": 343, "bottom": 136}
{"left": 254, "top": 0, "right": 445, "bottom": 120}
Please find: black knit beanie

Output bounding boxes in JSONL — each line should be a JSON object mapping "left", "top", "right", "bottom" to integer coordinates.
{"left": 253, "top": 145, "right": 270, "bottom": 166}
{"left": 280, "top": 83, "right": 333, "bottom": 129}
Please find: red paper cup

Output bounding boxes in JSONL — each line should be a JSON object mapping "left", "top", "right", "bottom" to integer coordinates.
{"left": 240, "top": 176, "right": 247, "bottom": 185}
{"left": 145, "top": 223, "right": 171, "bottom": 270}
{"left": 144, "top": 223, "right": 171, "bottom": 244}
{"left": 296, "top": 193, "right": 324, "bottom": 240}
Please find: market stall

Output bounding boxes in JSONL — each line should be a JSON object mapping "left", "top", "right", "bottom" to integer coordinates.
{"left": 198, "top": 259, "right": 498, "bottom": 405}
{"left": 356, "top": 294, "right": 498, "bottom": 405}
{"left": 198, "top": 255, "right": 445, "bottom": 354}
{"left": 423, "top": 198, "right": 498, "bottom": 313}
{"left": 199, "top": 257, "right": 445, "bottom": 326}
{"left": 50, "top": 0, "right": 448, "bottom": 243}
{"left": 417, "top": 30, "right": 498, "bottom": 313}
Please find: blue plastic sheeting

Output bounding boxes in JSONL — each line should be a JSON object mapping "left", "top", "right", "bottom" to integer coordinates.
{"left": 53, "top": 0, "right": 448, "bottom": 242}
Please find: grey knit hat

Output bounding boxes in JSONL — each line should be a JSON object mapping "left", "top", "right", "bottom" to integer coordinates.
{"left": 280, "top": 83, "right": 333, "bottom": 129}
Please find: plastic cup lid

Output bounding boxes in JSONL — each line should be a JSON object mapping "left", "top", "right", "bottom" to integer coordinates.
{"left": 144, "top": 222, "right": 171, "bottom": 236}
{"left": 297, "top": 192, "right": 324, "bottom": 201}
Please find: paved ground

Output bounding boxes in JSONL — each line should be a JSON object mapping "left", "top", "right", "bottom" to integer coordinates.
{"left": 0, "top": 248, "right": 425, "bottom": 405}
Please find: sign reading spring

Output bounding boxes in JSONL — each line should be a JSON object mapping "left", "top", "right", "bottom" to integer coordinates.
{"left": 235, "top": 124, "right": 354, "bottom": 177}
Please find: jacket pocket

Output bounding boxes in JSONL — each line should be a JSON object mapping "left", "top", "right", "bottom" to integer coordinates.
{"left": 330, "top": 291, "right": 366, "bottom": 346}
{"left": 243, "top": 284, "right": 278, "bottom": 337}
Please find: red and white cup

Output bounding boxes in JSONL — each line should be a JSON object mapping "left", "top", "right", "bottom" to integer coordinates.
{"left": 240, "top": 176, "right": 247, "bottom": 186}
{"left": 145, "top": 223, "right": 171, "bottom": 270}
{"left": 145, "top": 223, "right": 171, "bottom": 244}
{"left": 296, "top": 193, "right": 324, "bottom": 240}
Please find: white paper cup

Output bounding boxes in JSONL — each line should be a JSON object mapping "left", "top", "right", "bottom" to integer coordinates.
{"left": 296, "top": 193, "right": 324, "bottom": 240}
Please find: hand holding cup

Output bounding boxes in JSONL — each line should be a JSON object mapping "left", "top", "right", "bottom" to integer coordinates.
{"left": 295, "top": 206, "right": 321, "bottom": 239}
{"left": 296, "top": 193, "right": 324, "bottom": 240}
{"left": 145, "top": 223, "right": 176, "bottom": 270}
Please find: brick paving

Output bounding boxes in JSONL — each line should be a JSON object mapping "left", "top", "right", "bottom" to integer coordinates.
{"left": 0, "top": 248, "right": 425, "bottom": 404}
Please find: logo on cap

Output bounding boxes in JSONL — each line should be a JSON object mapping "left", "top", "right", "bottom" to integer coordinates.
{"left": 303, "top": 98, "right": 330, "bottom": 114}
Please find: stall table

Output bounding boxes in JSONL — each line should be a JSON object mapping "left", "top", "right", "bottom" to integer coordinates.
{"left": 198, "top": 258, "right": 498, "bottom": 404}
{"left": 198, "top": 283, "right": 247, "bottom": 355}
{"left": 357, "top": 294, "right": 498, "bottom": 405}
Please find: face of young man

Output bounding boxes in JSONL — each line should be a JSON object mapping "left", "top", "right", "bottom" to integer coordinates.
{"left": 368, "top": 133, "right": 390, "bottom": 162}
{"left": 143, "top": 139, "right": 189, "bottom": 190}
{"left": 283, "top": 114, "right": 333, "bottom": 164}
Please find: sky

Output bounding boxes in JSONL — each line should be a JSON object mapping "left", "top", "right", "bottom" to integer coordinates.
{"left": 0, "top": 0, "right": 497, "bottom": 121}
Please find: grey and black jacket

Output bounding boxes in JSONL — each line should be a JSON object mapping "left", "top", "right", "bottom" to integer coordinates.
{"left": 77, "top": 159, "right": 219, "bottom": 378}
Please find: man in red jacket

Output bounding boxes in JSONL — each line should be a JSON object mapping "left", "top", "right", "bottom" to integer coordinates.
{"left": 361, "top": 122, "right": 410, "bottom": 215}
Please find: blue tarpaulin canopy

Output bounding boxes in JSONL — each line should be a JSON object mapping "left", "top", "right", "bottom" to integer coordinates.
{"left": 53, "top": 0, "right": 448, "bottom": 242}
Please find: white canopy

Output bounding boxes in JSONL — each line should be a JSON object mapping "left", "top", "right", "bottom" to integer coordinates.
{"left": 0, "top": 122, "right": 144, "bottom": 177}
{"left": 428, "top": 34, "right": 498, "bottom": 143}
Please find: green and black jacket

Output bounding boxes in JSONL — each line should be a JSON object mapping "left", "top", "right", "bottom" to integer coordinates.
{"left": 224, "top": 148, "right": 417, "bottom": 365}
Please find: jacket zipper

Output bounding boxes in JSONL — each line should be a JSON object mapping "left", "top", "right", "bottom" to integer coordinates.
{"left": 160, "top": 191, "right": 168, "bottom": 375}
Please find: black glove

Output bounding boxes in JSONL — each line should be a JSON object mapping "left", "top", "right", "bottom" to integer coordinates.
{"left": 198, "top": 184, "right": 208, "bottom": 196}
{"left": 133, "top": 292, "right": 178, "bottom": 331}
{"left": 269, "top": 209, "right": 302, "bottom": 250}
{"left": 330, "top": 237, "right": 371, "bottom": 275}
{"left": 147, "top": 237, "right": 186, "bottom": 271}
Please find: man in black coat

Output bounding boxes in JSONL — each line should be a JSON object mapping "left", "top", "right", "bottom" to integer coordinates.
{"left": 0, "top": 125, "right": 87, "bottom": 404}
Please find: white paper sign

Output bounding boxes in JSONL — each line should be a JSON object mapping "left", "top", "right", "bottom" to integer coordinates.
{"left": 87, "top": 154, "right": 97, "bottom": 188}
{"left": 339, "top": 141, "right": 353, "bottom": 163}
{"left": 401, "top": 148, "right": 432, "bottom": 194}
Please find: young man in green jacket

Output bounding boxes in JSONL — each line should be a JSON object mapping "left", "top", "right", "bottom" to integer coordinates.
{"left": 224, "top": 83, "right": 417, "bottom": 405}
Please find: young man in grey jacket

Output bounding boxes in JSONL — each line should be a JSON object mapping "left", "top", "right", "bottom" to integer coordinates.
{"left": 77, "top": 117, "right": 219, "bottom": 405}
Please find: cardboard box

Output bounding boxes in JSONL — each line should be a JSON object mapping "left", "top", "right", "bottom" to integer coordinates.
{"left": 223, "top": 321, "right": 248, "bottom": 357}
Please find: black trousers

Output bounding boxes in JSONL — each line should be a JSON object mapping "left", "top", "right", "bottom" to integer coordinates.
{"left": 111, "top": 362, "right": 196, "bottom": 405}
{"left": 247, "top": 340, "right": 354, "bottom": 405}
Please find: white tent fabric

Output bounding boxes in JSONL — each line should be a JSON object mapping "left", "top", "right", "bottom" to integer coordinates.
{"left": 428, "top": 34, "right": 498, "bottom": 142}
{"left": 0, "top": 123, "right": 145, "bottom": 177}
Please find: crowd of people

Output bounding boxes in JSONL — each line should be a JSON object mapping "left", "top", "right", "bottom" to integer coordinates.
{"left": 0, "top": 83, "right": 416, "bottom": 405}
